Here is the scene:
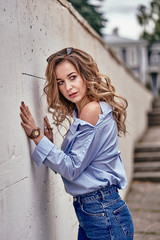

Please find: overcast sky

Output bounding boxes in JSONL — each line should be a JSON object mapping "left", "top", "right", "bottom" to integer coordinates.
{"left": 98, "top": 0, "right": 151, "bottom": 39}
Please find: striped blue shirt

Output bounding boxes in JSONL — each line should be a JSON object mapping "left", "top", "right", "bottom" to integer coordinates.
{"left": 32, "top": 102, "right": 127, "bottom": 196}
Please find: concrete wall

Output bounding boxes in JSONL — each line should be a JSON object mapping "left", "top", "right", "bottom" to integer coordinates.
{"left": 0, "top": 0, "right": 153, "bottom": 239}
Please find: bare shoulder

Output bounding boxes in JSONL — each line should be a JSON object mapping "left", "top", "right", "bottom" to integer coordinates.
{"left": 79, "top": 102, "right": 102, "bottom": 126}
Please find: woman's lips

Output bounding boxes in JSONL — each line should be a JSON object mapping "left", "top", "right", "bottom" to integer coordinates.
{"left": 69, "top": 92, "right": 77, "bottom": 98}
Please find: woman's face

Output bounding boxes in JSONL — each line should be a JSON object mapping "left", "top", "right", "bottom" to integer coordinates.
{"left": 55, "top": 60, "right": 89, "bottom": 108}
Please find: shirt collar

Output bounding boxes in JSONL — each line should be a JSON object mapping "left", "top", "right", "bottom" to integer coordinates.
{"left": 70, "top": 102, "right": 112, "bottom": 135}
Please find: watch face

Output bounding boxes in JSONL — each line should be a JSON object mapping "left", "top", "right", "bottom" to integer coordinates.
{"left": 32, "top": 129, "right": 40, "bottom": 138}
{"left": 34, "top": 130, "right": 39, "bottom": 136}
{"left": 29, "top": 128, "right": 41, "bottom": 139}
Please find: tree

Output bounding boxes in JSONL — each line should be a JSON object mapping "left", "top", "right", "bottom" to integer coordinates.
{"left": 137, "top": 0, "right": 160, "bottom": 43}
{"left": 67, "top": 0, "right": 107, "bottom": 36}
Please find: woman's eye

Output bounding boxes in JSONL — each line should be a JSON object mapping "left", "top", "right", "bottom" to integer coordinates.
{"left": 57, "top": 81, "right": 64, "bottom": 86}
{"left": 70, "top": 75, "right": 76, "bottom": 80}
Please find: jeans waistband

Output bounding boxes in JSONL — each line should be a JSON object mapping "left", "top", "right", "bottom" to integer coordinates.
{"left": 73, "top": 185, "right": 118, "bottom": 204}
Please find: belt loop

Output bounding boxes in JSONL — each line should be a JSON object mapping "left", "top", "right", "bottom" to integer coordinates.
{"left": 99, "top": 189, "right": 105, "bottom": 200}
{"left": 78, "top": 196, "right": 81, "bottom": 204}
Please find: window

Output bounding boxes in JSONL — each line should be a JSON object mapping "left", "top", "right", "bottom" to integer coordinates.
{"left": 122, "top": 48, "right": 127, "bottom": 63}
{"left": 150, "top": 52, "right": 159, "bottom": 66}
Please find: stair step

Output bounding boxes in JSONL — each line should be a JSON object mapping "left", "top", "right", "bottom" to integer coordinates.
{"left": 152, "top": 98, "right": 160, "bottom": 108}
{"left": 134, "top": 162, "right": 160, "bottom": 172}
{"left": 148, "top": 117, "right": 160, "bottom": 123}
{"left": 148, "top": 122, "right": 160, "bottom": 126}
{"left": 134, "top": 98, "right": 160, "bottom": 181}
{"left": 148, "top": 112, "right": 160, "bottom": 116}
{"left": 151, "top": 109, "right": 160, "bottom": 114}
{"left": 134, "top": 171, "right": 160, "bottom": 182}
{"left": 148, "top": 112, "right": 160, "bottom": 123}
{"left": 148, "top": 116, "right": 160, "bottom": 121}
{"left": 135, "top": 143, "right": 160, "bottom": 153}
{"left": 148, "top": 112, "right": 160, "bottom": 125}
{"left": 134, "top": 152, "right": 160, "bottom": 162}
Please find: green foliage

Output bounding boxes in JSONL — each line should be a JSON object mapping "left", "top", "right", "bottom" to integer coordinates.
{"left": 67, "top": 0, "right": 107, "bottom": 36}
{"left": 137, "top": 0, "right": 160, "bottom": 43}
{"left": 145, "top": 81, "right": 152, "bottom": 91}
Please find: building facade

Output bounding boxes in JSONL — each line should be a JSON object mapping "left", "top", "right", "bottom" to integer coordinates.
{"left": 104, "top": 28, "right": 160, "bottom": 96}
{"left": 148, "top": 42, "right": 160, "bottom": 96}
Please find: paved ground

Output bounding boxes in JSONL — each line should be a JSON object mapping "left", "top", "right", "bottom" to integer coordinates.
{"left": 140, "top": 126, "right": 160, "bottom": 143}
{"left": 126, "top": 181, "right": 160, "bottom": 240}
{"left": 126, "top": 126, "right": 160, "bottom": 240}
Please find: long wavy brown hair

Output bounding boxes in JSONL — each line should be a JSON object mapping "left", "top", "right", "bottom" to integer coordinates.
{"left": 44, "top": 47, "right": 128, "bottom": 136}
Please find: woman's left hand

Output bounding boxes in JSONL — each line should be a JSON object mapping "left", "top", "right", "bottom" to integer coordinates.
{"left": 44, "top": 116, "right": 54, "bottom": 143}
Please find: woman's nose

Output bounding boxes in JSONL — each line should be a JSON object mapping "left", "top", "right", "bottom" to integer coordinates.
{"left": 65, "top": 81, "right": 72, "bottom": 91}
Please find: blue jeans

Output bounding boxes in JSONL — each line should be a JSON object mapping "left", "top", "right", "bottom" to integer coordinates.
{"left": 73, "top": 185, "right": 134, "bottom": 240}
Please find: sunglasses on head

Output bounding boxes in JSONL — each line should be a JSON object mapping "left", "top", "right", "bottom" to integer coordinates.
{"left": 46, "top": 47, "right": 73, "bottom": 63}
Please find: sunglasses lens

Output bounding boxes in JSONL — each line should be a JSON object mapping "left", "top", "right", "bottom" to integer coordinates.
{"left": 66, "top": 48, "right": 73, "bottom": 55}
{"left": 47, "top": 47, "right": 73, "bottom": 63}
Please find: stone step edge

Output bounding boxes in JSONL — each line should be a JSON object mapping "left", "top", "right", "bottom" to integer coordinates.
{"left": 135, "top": 146, "right": 160, "bottom": 153}
{"left": 135, "top": 142, "right": 160, "bottom": 148}
{"left": 134, "top": 172, "right": 160, "bottom": 182}
{"left": 148, "top": 123, "right": 160, "bottom": 126}
{"left": 135, "top": 152, "right": 160, "bottom": 157}
{"left": 135, "top": 158, "right": 160, "bottom": 163}
{"left": 134, "top": 162, "right": 160, "bottom": 172}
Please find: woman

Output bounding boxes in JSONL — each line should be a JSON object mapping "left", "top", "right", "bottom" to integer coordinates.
{"left": 20, "top": 47, "right": 134, "bottom": 240}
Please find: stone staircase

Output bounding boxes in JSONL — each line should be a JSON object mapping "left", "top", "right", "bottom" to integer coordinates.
{"left": 134, "top": 98, "right": 160, "bottom": 182}
{"left": 148, "top": 97, "right": 160, "bottom": 126}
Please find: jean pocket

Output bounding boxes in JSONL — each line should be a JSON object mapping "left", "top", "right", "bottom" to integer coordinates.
{"left": 81, "top": 201, "right": 105, "bottom": 217}
{"left": 113, "top": 203, "right": 134, "bottom": 237}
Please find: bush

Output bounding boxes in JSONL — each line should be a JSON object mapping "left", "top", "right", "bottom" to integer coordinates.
{"left": 145, "top": 82, "right": 152, "bottom": 91}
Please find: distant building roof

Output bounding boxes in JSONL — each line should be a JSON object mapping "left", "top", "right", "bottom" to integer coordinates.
{"left": 103, "top": 28, "right": 148, "bottom": 46}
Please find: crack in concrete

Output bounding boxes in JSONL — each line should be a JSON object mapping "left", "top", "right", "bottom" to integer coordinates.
{"left": 22, "top": 72, "right": 46, "bottom": 80}
{"left": 135, "top": 231, "right": 159, "bottom": 236}
{"left": 0, "top": 176, "right": 28, "bottom": 192}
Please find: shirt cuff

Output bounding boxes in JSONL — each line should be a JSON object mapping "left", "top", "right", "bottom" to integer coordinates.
{"left": 32, "top": 136, "right": 54, "bottom": 167}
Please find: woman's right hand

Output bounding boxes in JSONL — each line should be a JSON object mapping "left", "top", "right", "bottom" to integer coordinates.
{"left": 20, "top": 101, "right": 44, "bottom": 145}
{"left": 20, "top": 101, "right": 38, "bottom": 137}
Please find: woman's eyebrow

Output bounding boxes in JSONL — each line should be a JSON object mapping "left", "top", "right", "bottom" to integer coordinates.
{"left": 56, "top": 72, "right": 77, "bottom": 81}
{"left": 67, "top": 72, "right": 76, "bottom": 77}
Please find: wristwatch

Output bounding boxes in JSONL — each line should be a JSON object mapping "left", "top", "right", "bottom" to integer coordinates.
{"left": 29, "top": 128, "right": 41, "bottom": 139}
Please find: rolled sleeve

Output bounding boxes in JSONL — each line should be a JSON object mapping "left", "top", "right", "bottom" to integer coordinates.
{"left": 32, "top": 136, "right": 54, "bottom": 167}
{"left": 32, "top": 128, "right": 97, "bottom": 181}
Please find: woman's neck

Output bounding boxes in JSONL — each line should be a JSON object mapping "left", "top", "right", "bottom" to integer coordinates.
{"left": 76, "top": 97, "right": 91, "bottom": 118}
